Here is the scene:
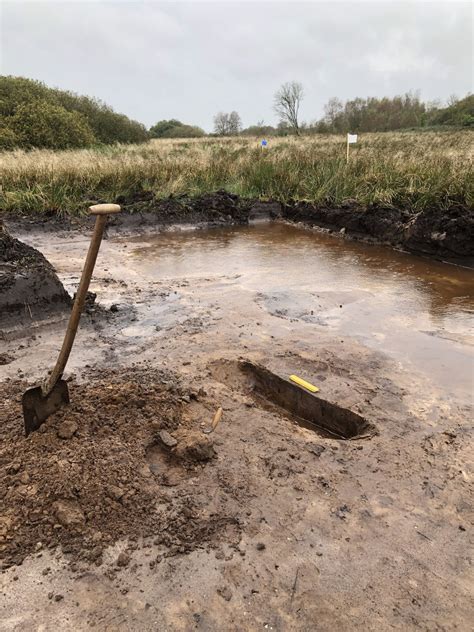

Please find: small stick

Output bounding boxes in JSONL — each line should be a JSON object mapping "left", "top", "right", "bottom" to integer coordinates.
{"left": 291, "top": 567, "right": 300, "bottom": 603}
{"left": 211, "top": 406, "right": 223, "bottom": 431}
{"left": 202, "top": 406, "right": 223, "bottom": 434}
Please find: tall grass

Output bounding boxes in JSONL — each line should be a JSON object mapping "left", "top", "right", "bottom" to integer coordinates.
{"left": 0, "top": 131, "right": 472, "bottom": 216}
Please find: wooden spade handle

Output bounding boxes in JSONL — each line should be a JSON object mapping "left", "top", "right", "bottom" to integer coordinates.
{"left": 42, "top": 204, "right": 121, "bottom": 395}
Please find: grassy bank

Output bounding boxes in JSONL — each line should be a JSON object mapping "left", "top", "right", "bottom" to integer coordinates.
{"left": 0, "top": 131, "right": 472, "bottom": 217}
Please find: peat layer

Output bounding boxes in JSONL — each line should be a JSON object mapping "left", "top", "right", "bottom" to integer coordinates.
{"left": 0, "top": 221, "right": 70, "bottom": 323}
{"left": 3, "top": 190, "right": 473, "bottom": 259}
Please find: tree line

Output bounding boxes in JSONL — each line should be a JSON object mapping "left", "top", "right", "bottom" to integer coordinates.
{"left": 238, "top": 82, "right": 473, "bottom": 136}
{"left": 147, "top": 86, "right": 473, "bottom": 139}
{"left": 0, "top": 76, "right": 472, "bottom": 151}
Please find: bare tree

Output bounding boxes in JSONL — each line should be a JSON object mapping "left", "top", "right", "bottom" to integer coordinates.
{"left": 273, "top": 81, "right": 304, "bottom": 135}
{"left": 324, "top": 97, "right": 344, "bottom": 125}
{"left": 228, "top": 111, "right": 242, "bottom": 135}
{"left": 213, "top": 112, "right": 229, "bottom": 135}
{"left": 214, "top": 111, "right": 242, "bottom": 135}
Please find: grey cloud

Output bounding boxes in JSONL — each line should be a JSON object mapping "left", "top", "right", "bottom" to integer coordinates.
{"left": 1, "top": 1, "right": 472, "bottom": 130}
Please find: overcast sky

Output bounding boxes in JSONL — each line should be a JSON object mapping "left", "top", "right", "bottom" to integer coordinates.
{"left": 1, "top": 1, "right": 472, "bottom": 130}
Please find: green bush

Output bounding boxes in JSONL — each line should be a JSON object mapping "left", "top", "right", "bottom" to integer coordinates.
{"left": 0, "top": 76, "right": 149, "bottom": 149}
{"left": 55, "top": 91, "right": 149, "bottom": 144}
{"left": 149, "top": 119, "right": 205, "bottom": 138}
{"left": 11, "top": 101, "right": 95, "bottom": 149}
{"left": 0, "top": 124, "right": 17, "bottom": 150}
{"left": 427, "top": 95, "right": 474, "bottom": 127}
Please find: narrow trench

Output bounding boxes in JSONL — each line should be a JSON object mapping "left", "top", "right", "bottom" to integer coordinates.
{"left": 240, "top": 361, "right": 377, "bottom": 440}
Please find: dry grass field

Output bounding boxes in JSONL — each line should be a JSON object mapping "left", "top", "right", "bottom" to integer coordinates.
{"left": 0, "top": 130, "right": 472, "bottom": 216}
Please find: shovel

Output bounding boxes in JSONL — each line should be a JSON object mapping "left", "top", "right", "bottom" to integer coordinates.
{"left": 22, "top": 203, "right": 121, "bottom": 436}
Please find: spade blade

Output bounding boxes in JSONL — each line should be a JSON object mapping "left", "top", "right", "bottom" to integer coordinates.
{"left": 22, "top": 379, "right": 70, "bottom": 437}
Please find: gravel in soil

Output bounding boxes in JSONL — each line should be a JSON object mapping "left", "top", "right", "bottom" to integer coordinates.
{"left": 0, "top": 368, "right": 239, "bottom": 570}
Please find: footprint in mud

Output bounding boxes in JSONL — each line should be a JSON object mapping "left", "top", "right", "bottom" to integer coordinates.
{"left": 255, "top": 291, "right": 328, "bottom": 324}
{"left": 255, "top": 289, "right": 372, "bottom": 325}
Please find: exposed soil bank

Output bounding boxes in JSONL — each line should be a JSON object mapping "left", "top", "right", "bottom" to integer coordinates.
{"left": 4, "top": 190, "right": 473, "bottom": 260}
{"left": 283, "top": 200, "right": 474, "bottom": 259}
{"left": 0, "top": 222, "right": 71, "bottom": 325}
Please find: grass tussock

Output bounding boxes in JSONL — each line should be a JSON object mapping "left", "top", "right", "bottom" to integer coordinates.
{"left": 0, "top": 131, "right": 472, "bottom": 217}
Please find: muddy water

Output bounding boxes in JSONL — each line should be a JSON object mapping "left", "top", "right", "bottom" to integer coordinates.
{"left": 125, "top": 223, "right": 474, "bottom": 399}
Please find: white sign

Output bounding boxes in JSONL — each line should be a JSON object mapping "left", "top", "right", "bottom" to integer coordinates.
{"left": 347, "top": 134, "right": 358, "bottom": 144}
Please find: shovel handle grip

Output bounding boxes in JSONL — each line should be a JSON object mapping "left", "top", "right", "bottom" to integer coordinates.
{"left": 42, "top": 204, "right": 121, "bottom": 395}
{"left": 89, "top": 203, "right": 121, "bottom": 216}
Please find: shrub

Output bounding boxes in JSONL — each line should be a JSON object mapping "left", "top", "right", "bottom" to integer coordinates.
{"left": 427, "top": 95, "right": 474, "bottom": 128}
{"left": 0, "top": 76, "right": 149, "bottom": 148}
{"left": 0, "top": 124, "right": 17, "bottom": 150}
{"left": 11, "top": 101, "right": 95, "bottom": 149}
{"left": 149, "top": 119, "right": 205, "bottom": 138}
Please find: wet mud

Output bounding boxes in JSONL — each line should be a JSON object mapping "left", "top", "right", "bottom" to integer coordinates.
{"left": 0, "top": 222, "right": 71, "bottom": 325}
{"left": 283, "top": 200, "right": 474, "bottom": 259}
{"left": 0, "top": 222, "right": 473, "bottom": 630}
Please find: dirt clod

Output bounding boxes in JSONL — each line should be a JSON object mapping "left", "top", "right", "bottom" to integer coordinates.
{"left": 116, "top": 552, "right": 131, "bottom": 567}
{"left": 18, "top": 471, "right": 30, "bottom": 484}
{"left": 57, "top": 419, "right": 78, "bottom": 440}
{"left": 217, "top": 586, "right": 233, "bottom": 601}
{"left": 174, "top": 431, "right": 216, "bottom": 462}
{"left": 53, "top": 501, "right": 85, "bottom": 527}
{"left": 158, "top": 429, "right": 177, "bottom": 448}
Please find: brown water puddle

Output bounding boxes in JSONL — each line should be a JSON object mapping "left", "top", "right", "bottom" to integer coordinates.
{"left": 123, "top": 223, "right": 474, "bottom": 400}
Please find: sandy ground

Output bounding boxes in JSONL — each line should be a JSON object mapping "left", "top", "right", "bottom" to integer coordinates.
{"left": 1, "top": 226, "right": 473, "bottom": 631}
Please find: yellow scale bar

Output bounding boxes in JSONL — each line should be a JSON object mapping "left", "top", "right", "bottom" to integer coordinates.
{"left": 289, "top": 375, "right": 319, "bottom": 393}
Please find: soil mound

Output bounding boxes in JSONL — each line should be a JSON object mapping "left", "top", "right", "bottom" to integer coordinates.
{"left": 0, "top": 222, "right": 71, "bottom": 322}
{"left": 0, "top": 368, "right": 238, "bottom": 570}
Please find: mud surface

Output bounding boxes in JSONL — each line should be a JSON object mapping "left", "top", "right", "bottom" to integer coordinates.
{"left": 0, "top": 222, "right": 70, "bottom": 324}
{"left": 0, "top": 223, "right": 473, "bottom": 630}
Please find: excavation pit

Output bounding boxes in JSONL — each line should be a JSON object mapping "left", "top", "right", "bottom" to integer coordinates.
{"left": 240, "top": 361, "right": 376, "bottom": 439}
{"left": 209, "top": 359, "right": 376, "bottom": 440}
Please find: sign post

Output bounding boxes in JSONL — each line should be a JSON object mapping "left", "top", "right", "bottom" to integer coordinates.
{"left": 346, "top": 133, "right": 358, "bottom": 162}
